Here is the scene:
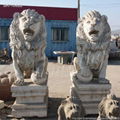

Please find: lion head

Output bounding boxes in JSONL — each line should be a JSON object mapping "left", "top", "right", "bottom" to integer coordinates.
{"left": 76, "top": 10, "right": 111, "bottom": 45}
{"left": 10, "top": 9, "right": 46, "bottom": 49}
{"left": 58, "top": 96, "right": 85, "bottom": 120}
{"left": 98, "top": 94, "right": 120, "bottom": 119}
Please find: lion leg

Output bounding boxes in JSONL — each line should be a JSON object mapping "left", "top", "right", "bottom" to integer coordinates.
{"left": 31, "top": 58, "right": 48, "bottom": 85}
{"left": 13, "top": 61, "right": 24, "bottom": 86}
{"left": 74, "top": 54, "right": 92, "bottom": 82}
{"left": 73, "top": 57, "right": 80, "bottom": 71}
{"left": 99, "top": 55, "right": 109, "bottom": 83}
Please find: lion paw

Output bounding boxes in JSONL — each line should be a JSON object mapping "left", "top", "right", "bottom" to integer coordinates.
{"left": 31, "top": 73, "right": 47, "bottom": 85}
{"left": 13, "top": 79, "right": 24, "bottom": 86}
{"left": 77, "top": 69, "right": 93, "bottom": 83}
{"left": 81, "top": 68, "right": 92, "bottom": 77}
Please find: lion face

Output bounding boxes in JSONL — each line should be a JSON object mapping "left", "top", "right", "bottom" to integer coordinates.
{"left": 19, "top": 17, "right": 40, "bottom": 41}
{"left": 64, "top": 102, "right": 81, "bottom": 119}
{"left": 19, "top": 14, "right": 41, "bottom": 41}
{"left": 82, "top": 11, "right": 107, "bottom": 43}
{"left": 99, "top": 94, "right": 120, "bottom": 119}
{"left": 105, "top": 99, "right": 120, "bottom": 119}
{"left": 58, "top": 97, "right": 85, "bottom": 120}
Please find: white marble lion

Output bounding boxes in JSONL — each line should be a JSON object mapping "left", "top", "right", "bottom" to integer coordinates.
{"left": 74, "top": 10, "right": 111, "bottom": 83}
{"left": 10, "top": 9, "right": 48, "bottom": 86}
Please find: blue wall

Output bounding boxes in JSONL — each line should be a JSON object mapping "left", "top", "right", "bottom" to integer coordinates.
{"left": 0, "top": 18, "right": 77, "bottom": 58}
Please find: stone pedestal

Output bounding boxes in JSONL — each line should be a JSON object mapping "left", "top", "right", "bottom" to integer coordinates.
{"left": 11, "top": 81, "right": 48, "bottom": 118}
{"left": 70, "top": 77, "right": 111, "bottom": 114}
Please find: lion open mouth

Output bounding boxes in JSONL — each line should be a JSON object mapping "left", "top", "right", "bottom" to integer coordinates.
{"left": 109, "top": 112, "right": 119, "bottom": 119}
{"left": 23, "top": 28, "right": 34, "bottom": 36}
{"left": 89, "top": 30, "right": 99, "bottom": 36}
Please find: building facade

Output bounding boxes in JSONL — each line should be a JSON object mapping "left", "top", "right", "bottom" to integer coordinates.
{"left": 0, "top": 5, "right": 77, "bottom": 57}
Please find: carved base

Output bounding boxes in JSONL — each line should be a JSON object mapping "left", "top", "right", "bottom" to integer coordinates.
{"left": 11, "top": 80, "right": 48, "bottom": 118}
{"left": 70, "top": 77, "right": 111, "bottom": 114}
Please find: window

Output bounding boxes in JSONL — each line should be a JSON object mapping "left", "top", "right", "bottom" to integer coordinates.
{"left": 0, "top": 26, "right": 9, "bottom": 41}
{"left": 52, "top": 27, "right": 69, "bottom": 42}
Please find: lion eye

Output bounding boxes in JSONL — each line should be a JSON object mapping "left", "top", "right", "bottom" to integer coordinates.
{"left": 69, "top": 106, "right": 72, "bottom": 110}
{"left": 110, "top": 102, "right": 113, "bottom": 105}
{"left": 116, "top": 102, "right": 119, "bottom": 106}
{"left": 22, "top": 17, "right": 27, "bottom": 21}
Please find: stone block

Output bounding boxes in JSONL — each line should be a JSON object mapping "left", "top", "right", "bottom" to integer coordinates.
{"left": 12, "top": 109, "right": 47, "bottom": 118}
{"left": 11, "top": 83, "right": 48, "bottom": 118}
{"left": 70, "top": 80, "right": 111, "bottom": 114}
{"left": 16, "top": 96, "right": 45, "bottom": 104}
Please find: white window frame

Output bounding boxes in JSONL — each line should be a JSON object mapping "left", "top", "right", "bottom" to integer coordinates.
{"left": 52, "top": 27, "right": 69, "bottom": 42}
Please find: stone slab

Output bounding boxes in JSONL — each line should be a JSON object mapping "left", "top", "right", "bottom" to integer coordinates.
{"left": 71, "top": 86, "right": 110, "bottom": 102}
{"left": 12, "top": 102, "right": 47, "bottom": 110}
{"left": 12, "top": 92, "right": 47, "bottom": 97}
{"left": 11, "top": 85, "right": 47, "bottom": 92}
{"left": 83, "top": 101, "right": 99, "bottom": 114}
{"left": 16, "top": 96, "right": 45, "bottom": 104}
{"left": 73, "top": 79, "right": 111, "bottom": 91}
{"left": 11, "top": 83, "right": 48, "bottom": 97}
{"left": 12, "top": 109, "right": 47, "bottom": 118}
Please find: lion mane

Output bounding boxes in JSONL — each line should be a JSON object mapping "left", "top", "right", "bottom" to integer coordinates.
{"left": 9, "top": 9, "right": 48, "bottom": 86}
{"left": 74, "top": 10, "right": 111, "bottom": 83}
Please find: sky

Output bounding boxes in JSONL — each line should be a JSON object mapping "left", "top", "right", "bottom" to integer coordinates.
{"left": 0, "top": 0, "right": 120, "bottom": 31}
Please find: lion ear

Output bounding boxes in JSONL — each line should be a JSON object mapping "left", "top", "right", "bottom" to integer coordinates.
{"left": 13, "top": 12, "right": 22, "bottom": 19}
{"left": 102, "top": 15, "right": 108, "bottom": 22}
{"left": 39, "top": 15, "right": 45, "bottom": 22}
{"left": 107, "top": 94, "right": 117, "bottom": 100}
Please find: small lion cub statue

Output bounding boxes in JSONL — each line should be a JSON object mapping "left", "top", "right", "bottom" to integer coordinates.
{"left": 97, "top": 94, "right": 120, "bottom": 120}
{"left": 58, "top": 96, "right": 85, "bottom": 120}
{"left": 10, "top": 9, "right": 48, "bottom": 86}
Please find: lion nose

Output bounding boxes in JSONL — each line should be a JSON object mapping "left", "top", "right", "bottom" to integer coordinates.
{"left": 91, "top": 22, "right": 96, "bottom": 27}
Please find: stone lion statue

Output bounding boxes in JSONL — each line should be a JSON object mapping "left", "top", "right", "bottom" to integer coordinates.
{"left": 97, "top": 94, "right": 120, "bottom": 120}
{"left": 10, "top": 9, "right": 48, "bottom": 86}
{"left": 58, "top": 96, "right": 85, "bottom": 120}
{"left": 74, "top": 10, "right": 111, "bottom": 83}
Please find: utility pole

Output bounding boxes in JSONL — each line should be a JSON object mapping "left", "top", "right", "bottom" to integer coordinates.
{"left": 77, "top": 0, "right": 80, "bottom": 23}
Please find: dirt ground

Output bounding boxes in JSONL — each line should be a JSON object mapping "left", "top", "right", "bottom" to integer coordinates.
{"left": 0, "top": 59, "right": 120, "bottom": 120}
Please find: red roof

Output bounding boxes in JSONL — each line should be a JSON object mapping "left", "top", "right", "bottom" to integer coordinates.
{"left": 0, "top": 5, "right": 77, "bottom": 20}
